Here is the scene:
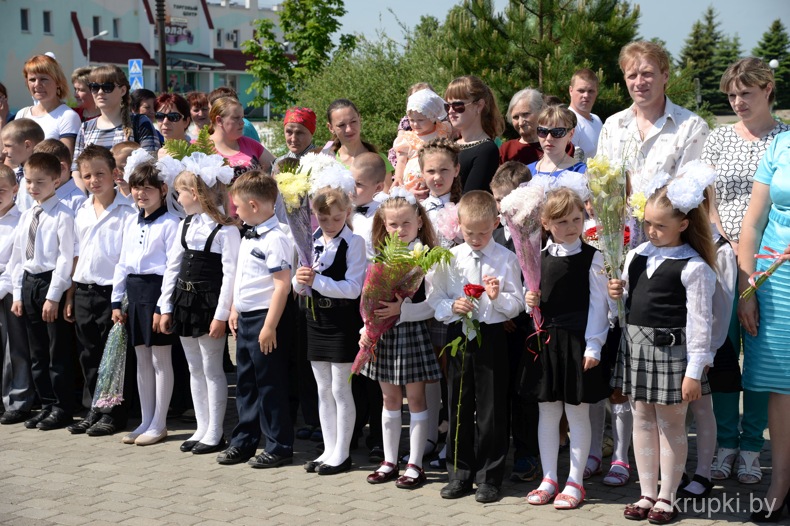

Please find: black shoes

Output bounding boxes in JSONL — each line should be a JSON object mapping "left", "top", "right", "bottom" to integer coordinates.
{"left": 192, "top": 437, "right": 227, "bottom": 455}
{"left": 475, "top": 483, "right": 500, "bottom": 503}
{"left": 440, "top": 480, "right": 473, "bottom": 499}
{"left": 0, "top": 410, "right": 31, "bottom": 425}
{"left": 67, "top": 411, "right": 100, "bottom": 434}
{"left": 368, "top": 446, "right": 385, "bottom": 463}
{"left": 248, "top": 451, "right": 293, "bottom": 469}
{"left": 216, "top": 446, "right": 255, "bottom": 465}
{"left": 677, "top": 474, "right": 714, "bottom": 499}
{"left": 317, "top": 457, "right": 352, "bottom": 475}
{"left": 304, "top": 460, "right": 322, "bottom": 473}
{"left": 24, "top": 410, "right": 50, "bottom": 429}
{"left": 180, "top": 440, "right": 199, "bottom": 452}
{"left": 37, "top": 410, "right": 72, "bottom": 430}
{"left": 87, "top": 415, "right": 117, "bottom": 436}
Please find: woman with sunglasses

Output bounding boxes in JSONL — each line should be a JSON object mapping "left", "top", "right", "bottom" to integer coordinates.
{"left": 155, "top": 93, "right": 192, "bottom": 157}
{"left": 15, "top": 55, "right": 81, "bottom": 158}
{"left": 527, "top": 105, "right": 585, "bottom": 178}
{"left": 443, "top": 76, "right": 504, "bottom": 193}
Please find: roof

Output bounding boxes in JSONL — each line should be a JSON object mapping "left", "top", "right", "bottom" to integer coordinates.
{"left": 89, "top": 41, "right": 157, "bottom": 67}
{"left": 166, "top": 52, "right": 225, "bottom": 69}
{"left": 213, "top": 49, "right": 255, "bottom": 71}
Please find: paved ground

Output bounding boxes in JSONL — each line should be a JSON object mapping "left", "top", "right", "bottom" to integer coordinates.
{"left": 0, "top": 368, "right": 782, "bottom": 525}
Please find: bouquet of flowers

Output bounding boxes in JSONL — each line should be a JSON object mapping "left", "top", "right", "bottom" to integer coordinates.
{"left": 351, "top": 233, "right": 452, "bottom": 374}
{"left": 436, "top": 202, "right": 461, "bottom": 242}
{"left": 587, "top": 154, "right": 628, "bottom": 327}
{"left": 741, "top": 247, "right": 788, "bottom": 300}
{"left": 92, "top": 297, "right": 128, "bottom": 409}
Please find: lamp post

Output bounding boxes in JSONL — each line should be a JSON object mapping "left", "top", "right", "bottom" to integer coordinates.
{"left": 769, "top": 59, "right": 779, "bottom": 70}
{"left": 86, "top": 30, "right": 109, "bottom": 66}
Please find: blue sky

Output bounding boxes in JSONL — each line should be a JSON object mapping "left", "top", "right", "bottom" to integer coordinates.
{"left": 336, "top": 0, "right": 787, "bottom": 59}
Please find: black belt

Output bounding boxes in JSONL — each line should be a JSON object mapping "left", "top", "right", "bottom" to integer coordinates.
{"left": 75, "top": 282, "right": 113, "bottom": 294}
{"left": 24, "top": 270, "right": 53, "bottom": 281}
{"left": 177, "top": 278, "right": 219, "bottom": 293}
{"left": 629, "top": 326, "right": 686, "bottom": 346}
{"left": 301, "top": 295, "right": 356, "bottom": 309}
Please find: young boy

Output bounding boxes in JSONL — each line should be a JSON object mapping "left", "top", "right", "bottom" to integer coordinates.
{"left": 34, "top": 139, "right": 87, "bottom": 213}
{"left": 427, "top": 190, "right": 525, "bottom": 503}
{"left": 0, "top": 165, "right": 34, "bottom": 424}
{"left": 64, "top": 145, "right": 135, "bottom": 436}
{"left": 9, "top": 152, "right": 76, "bottom": 430}
{"left": 490, "top": 163, "right": 541, "bottom": 483}
{"left": 110, "top": 141, "right": 139, "bottom": 199}
{"left": 217, "top": 172, "right": 295, "bottom": 467}
{"left": 1, "top": 118, "right": 46, "bottom": 212}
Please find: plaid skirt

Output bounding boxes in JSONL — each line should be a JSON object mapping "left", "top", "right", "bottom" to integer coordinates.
{"left": 611, "top": 325, "right": 710, "bottom": 405}
{"left": 361, "top": 320, "right": 441, "bottom": 385}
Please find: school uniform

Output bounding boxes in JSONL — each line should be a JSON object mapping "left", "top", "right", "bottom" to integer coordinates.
{"left": 427, "top": 238, "right": 525, "bottom": 486}
{"left": 72, "top": 192, "right": 135, "bottom": 416}
{"left": 706, "top": 234, "right": 740, "bottom": 392}
{"left": 0, "top": 204, "right": 34, "bottom": 414}
{"left": 351, "top": 200, "right": 380, "bottom": 260}
{"left": 56, "top": 178, "right": 87, "bottom": 214}
{"left": 14, "top": 166, "right": 34, "bottom": 212}
{"left": 611, "top": 242, "right": 716, "bottom": 405}
{"left": 10, "top": 194, "right": 76, "bottom": 417}
{"left": 229, "top": 214, "right": 295, "bottom": 456}
{"left": 422, "top": 192, "right": 457, "bottom": 348}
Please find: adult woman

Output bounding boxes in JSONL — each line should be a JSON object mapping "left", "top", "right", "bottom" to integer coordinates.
{"left": 208, "top": 97, "right": 274, "bottom": 181}
{"left": 0, "top": 82, "right": 12, "bottom": 133}
{"left": 186, "top": 91, "right": 210, "bottom": 137}
{"left": 738, "top": 129, "right": 790, "bottom": 522}
{"left": 499, "top": 88, "right": 544, "bottom": 165}
{"left": 274, "top": 106, "right": 316, "bottom": 166}
{"left": 702, "top": 58, "right": 790, "bottom": 488}
{"left": 444, "top": 76, "right": 503, "bottom": 193}
{"left": 155, "top": 92, "right": 191, "bottom": 155}
{"left": 16, "top": 55, "right": 81, "bottom": 156}
{"left": 72, "top": 67, "right": 100, "bottom": 122}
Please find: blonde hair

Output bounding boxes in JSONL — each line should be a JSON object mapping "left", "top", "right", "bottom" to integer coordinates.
{"left": 23, "top": 55, "right": 70, "bottom": 102}
{"left": 444, "top": 75, "right": 505, "bottom": 138}
{"left": 542, "top": 187, "right": 584, "bottom": 222}
{"left": 458, "top": 190, "right": 498, "bottom": 223}
{"left": 208, "top": 97, "right": 242, "bottom": 135}
{"left": 619, "top": 40, "right": 671, "bottom": 75}
{"left": 311, "top": 186, "right": 353, "bottom": 220}
{"left": 720, "top": 57, "right": 776, "bottom": 105}
{"left": 537, "top": 104, "right": 577, "bottom": 129}
{"left": 174, "top": 171, "right": 236, "bottom": 227}
{"left": 647, "top": 186, "right": 716, "bottom": 269}
{"left": 372, "top": 198, "right": 437, "bottom": 251}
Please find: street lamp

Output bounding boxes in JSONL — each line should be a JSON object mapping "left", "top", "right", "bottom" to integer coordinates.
{"left": 86, "top": 30, "right": 109, "bottom": 66}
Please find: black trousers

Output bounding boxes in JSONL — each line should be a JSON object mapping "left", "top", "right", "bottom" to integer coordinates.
{"left": 292, "top": 295, "right": 319, "bottom": 427}
{"left": 507, "top": 312, "right": 539, "bottom": 459}
{"left": 446, "top": 321, "right": 509, "bottom": 486}
{"left": 230, "top": 309, "right": 293, "bottom": 456}
{"left": 352, "top": 373, "right": 383, "bottom": 449}
{"left": 22, "top": 272, "right": 73, "bottom": 414}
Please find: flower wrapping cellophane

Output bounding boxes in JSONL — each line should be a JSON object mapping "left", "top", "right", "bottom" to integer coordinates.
{"left": 92, "top": 297, "right": 129, "bottom": 409}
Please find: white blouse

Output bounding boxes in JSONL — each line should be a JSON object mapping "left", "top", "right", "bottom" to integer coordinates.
{"left": 292, "top": 224, "right": 366, "bottom": 300}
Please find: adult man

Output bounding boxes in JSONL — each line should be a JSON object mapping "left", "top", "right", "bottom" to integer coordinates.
{"left": 598, "top": 41, "right": 709, "bottom": 194}
{"left": 568, "top": 68, "right": 603, "bottom": 159}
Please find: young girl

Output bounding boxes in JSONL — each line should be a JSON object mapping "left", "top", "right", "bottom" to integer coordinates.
{"left": 392, "top": 89, "right": 452, "bottom": 197}
{"left": 294, "top": 182, "right": 367, "bottom": 475}
{"left": 112, "top": 150, "right": 180, "bottom": 446}
{"left": 528, "top": 105, "right": 586, "bottom": 180}
{"left": 524, "top": 187, "right": 610, "bottom": 510}
{"left": 158, "top": 155, "right": 241, "bottom": 455}
{"left": 360, "top": 189, "right": 442, "bottom": 489}
{"left": 609, "top": 183, "right": 716, "bottom": 523}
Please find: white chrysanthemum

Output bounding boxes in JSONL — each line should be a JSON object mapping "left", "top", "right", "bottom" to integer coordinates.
{"left": 124, "top": 148, "right": 156, "bottom": 183}
{"left": 309, "top": 163, "right": 355, "bottom": 196}
{"left": 501, "top": 184, "right": 544, "bottom": 225}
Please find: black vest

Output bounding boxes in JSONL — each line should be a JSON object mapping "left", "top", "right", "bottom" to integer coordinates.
{"left": 626, "top": 254, "right": 689, "bottom": 328}
{"left": 313, "top": 237, "right": 348, "bottom": 300}
{"left": 540, "top": 243, "right": 596, "bottom": 332}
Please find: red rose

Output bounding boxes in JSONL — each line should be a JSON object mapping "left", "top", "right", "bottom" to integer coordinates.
{"left": 463, "top": 283, "right": 486, "bottom": 299}
{"left": 623, "top": 226, "right": 631, "bottom": 246}
{"left": 584, "top": 227, "right": 598, "bottom": 241}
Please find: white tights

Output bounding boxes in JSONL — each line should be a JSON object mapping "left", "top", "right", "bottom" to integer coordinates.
{"left": 686, "top": 395, "right": 716, "bottom": 492}
{"left": 132, "top": 345, "right": 173, "bottom": 437}
{"left": 536, "top": 401, "right": 591, "bottom": 500}
{"left": 312, "top": 361, "right": 355, "bottom": 466}
{"left": 181, "top": 335, "right": 228, "bottom": 446}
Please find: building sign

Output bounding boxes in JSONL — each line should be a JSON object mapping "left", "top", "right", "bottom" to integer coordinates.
{"left": 155, "top": 1, "right": 199, "bottom": 45}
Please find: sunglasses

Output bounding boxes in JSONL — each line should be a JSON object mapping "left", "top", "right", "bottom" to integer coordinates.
{"left": 155, "top": 112, "right": 185, "bottom": 122}
{"left": 88, "top": 82, "right": 119, "bottom": 94}
{"left": 444, "top": 100, "right": 478, "bottom": 114}
{"left": 536, "top": 126, "right": 569, "bottom": 139}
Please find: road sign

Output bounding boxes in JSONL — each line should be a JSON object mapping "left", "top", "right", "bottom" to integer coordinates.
{"left": 128, "top": 59, "right": 143, "bottom": 75}
{"left": 130, "top": 77, "right": 144, "bottom": 91}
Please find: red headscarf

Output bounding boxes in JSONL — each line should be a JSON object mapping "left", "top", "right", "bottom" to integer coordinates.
{"left": 284, "top": 107, "right": 316, "bottom": 135}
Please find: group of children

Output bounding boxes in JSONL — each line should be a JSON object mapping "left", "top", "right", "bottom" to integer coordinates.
{"left": 0, "top": 90, "right": 739, "bottom": 523}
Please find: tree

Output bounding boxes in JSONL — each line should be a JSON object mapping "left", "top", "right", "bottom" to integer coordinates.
{"left": 752, "top": 19, "right": 790, "bottom": 109}
{"left": 710, "top": 34, "right": 742, "bottom": 110}
{"left": 242, "top": 0, "right": 356, "bottom": 111}
{"left": 677, "top": 6, "right": 726, "bottom": 110}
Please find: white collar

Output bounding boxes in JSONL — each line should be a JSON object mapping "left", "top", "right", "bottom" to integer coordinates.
{"left": 253, "top": 213, "right": 280, "bottom": 235}
{"left": 635, "top": 241, "right": 699, "bottom": 260}
{"left": 545, "top": 236, "right": 581, "bottom": 255}
{"left": 458, "top": 237, "right": 498, "bottom": 259}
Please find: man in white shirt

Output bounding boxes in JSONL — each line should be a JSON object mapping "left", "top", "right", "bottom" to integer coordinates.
{"left": 568, "top": 68, "right": 603, "bottom": 160}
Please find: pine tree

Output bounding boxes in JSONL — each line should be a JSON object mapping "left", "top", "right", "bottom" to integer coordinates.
{"left": 752, "top": 19, "right": 790, "bottom": 109}
{"left": 710, "top": 35, "right": 742, "bottom": 111}
{"left": 677, "top": 7, "right": 724, "bottom": 110}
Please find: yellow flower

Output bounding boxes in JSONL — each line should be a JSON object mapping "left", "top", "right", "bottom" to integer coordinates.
{"left": 275, "top": 171, "right": 311, "bottom": 212}
{"left": 630, "top": 192, "right": 647, "bottom": 221}
{"left": 410, "top": 242, "right": 425, "bottom": 259}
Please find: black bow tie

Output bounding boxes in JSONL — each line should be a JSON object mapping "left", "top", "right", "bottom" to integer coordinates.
{"left": 355, "top": 205, "right": 369, "bottom": 215}
{"left": 244, "top": 228, "right": 260, "bottom": 239}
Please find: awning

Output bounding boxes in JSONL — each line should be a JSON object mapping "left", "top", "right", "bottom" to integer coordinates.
{"left": 165, "top": 52, "right": 225, "bottom": 69}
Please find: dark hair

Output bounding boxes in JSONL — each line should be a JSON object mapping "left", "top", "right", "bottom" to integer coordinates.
{"left": 372, "top": 197, "right": 437, "bottom": 251}
{"left": 1, "top": 118, "right": 45, "bottom": 144}
{"left": 186, "top": 91, "right": 209, "bottom": 108}
{"left": 131, "top": 89, "right": 157, "bottom": 112}
{"left": 418, "top": 137, "right": 462, "bottom": 203}
{"left": 720, "top": 57, "right": 776, "bottom": 105}
{"left": 34, "top": 139, "right": 71, "bottom": 166}
{"left": 128, "top": 161, "right": 166, "bottom": 192}
{"left": 230, "top": 170, "right": 278, "bottom": 204}
{"left": 542, "top": 94, "right": 564, "bottom": 107}
{"left": 325, "top": 99, "right": 378, "bottom": 154}
{"left": 155, "top": 93, "right": 191, "bottom": 123}
{"left": 444, "top": 75, "right": 505, "bottom": 138}
{"left": 77, "top": 143, "right": 117, "bottom": 171}
{"left": 0, "top": 81, "right": 7, "bottom": 98}
{"left": 24, "top": 152, "right": 61, "bottom": 179}
{"left": 89, "top": 65, "right": 133, "bottom": 139}
{"left": 208, "top": 86, "right": 239, "bottom": 105}
{"left": 0, "top": 164, "right": 17, "bottom": 186}
{"left": 491, "top": 161, "right": 531, "bottom": 190}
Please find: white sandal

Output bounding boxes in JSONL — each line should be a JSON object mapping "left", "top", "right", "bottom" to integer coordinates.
{"left": 711, "top": 447, "right": 738, "bottom": 480}
{"left": 736, "top": 450, "right": 763, "bottom": 484}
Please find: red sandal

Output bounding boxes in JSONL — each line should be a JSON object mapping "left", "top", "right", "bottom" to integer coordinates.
{"left": 647, "top": 498, "right": 679, "bottom": 524}
{"left": 554, "top": 481, "right": 585, "bottom": 510}
{"left": 526, "top": 477, "right": 559, "bottom": 505}
{"left": 624, "top": 496, "right": 656, "bottom": 521}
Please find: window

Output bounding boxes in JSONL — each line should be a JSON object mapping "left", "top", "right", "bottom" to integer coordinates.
{"left": 20, "top": 9, "right": 29, "bottom": 32}
{"left": 112, "top": 18, "right": 120, "bottom": 39}
{"left": 216, "top": 28, "right": 222, "bottom": 48}
{"left": 43, "top": 11, "right": 52, "bottom": 34}
{"left": 232, "top": 30, "right": 240, "bottom": 49}
{"left": 92, "top": 16, "right": 101, "bottom": 36}
{"left": 218, "top": 74, "right": 238, "bottom": 94}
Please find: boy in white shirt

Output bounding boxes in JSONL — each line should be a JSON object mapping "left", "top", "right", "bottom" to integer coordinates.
{"left": 34, "top": 139, "right": 87, "bottom": 213}
{"left": 350, "top": 152, "right": 385, "bottom": 260}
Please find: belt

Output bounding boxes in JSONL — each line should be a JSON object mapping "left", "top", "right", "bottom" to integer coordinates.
{"left": 301, "top": 295, "right": 356, "bottom": 309}
{"left": 75, "top": 282, "right": 113, "bottom": 294}
{"left": 628, "top": 326, "right": 686, "bottom": 346}
{"left": 177, "top": 278, "right": 219, "bottom": 293}
{"left": 24, "top": 270, "right": 53, "bottom": 280}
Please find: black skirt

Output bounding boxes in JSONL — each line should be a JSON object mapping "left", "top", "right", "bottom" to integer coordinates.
{"left": 172, "top": 285, "right": 220, "bottom": 338}
{"left": 301, "top": 297, "right": 363, "bottom": 363}
{"left": 127, "top": 274, "right": 174, "bottom": 348}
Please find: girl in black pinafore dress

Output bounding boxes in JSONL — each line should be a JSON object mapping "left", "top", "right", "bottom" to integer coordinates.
{"left": 158, "top": 166, "right": 240, "bottom": 454}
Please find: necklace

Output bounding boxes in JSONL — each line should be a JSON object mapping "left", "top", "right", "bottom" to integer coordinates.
{"left": 458, "top": 137, "right": 491, "bottom": 150}
{"left": 539, "top": 153, "right": 568, "bottom": 177}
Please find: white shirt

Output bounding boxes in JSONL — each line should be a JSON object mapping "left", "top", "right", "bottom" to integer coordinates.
{"left": 621, "top": 242, "right": 716, "bottom": 380}
{"left": 14, "top": 167, "right": 34, "bottom": 213}
{"left": 15, "top": 104, "right": 81, "bottom": 141}
{"left": 159, "top": 213, "right": 241, "bottom": 321}
{"left": 0, "top": 205, "right": 21, "bottom": 299}
{"left": 111, "top": 207, "right": 180, "bottom": 304}
{"left": 10, "top": 194, "right": 75, "bottom": 302}
{"left": 292, "top": 224, "right": 366, "bottom": 299}
{"left": 56, "top": 178, "right": 87, "bottom": 214}
{"left": 73, "top": 191, "right": 136, "bottom": 286}
{"left": 396, "top": 240, "right": 436, "bottom": 325}
{"left": 598, "top": 97, "right": 709, "bottom": 193}
{"left": 428, "top": 238, "right": 524, "bottom": 325}
{"left": 711, "top": 230, "right": 737, "bottom": 353}
{"left": 233, "top": 214, "right": 294, "bottom": 313}
{"left": 351, "top": 200, "right": 380, "bottom": 260}
{"left": 544, "top": 238, "right": 610, "bottom": 360}
{"left": 570, "top": 109, "right": 603, "bottom": 159}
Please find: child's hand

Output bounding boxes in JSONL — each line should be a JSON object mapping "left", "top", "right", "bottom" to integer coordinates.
{"left": 11, "top": 300, "right": 23, "bottom": 317}
{"left": 359, "top": 332, "right": 374, "bottom": 349}
{"left": 412, "top": 183, "right": 430, "bottom": 201}
{"left": 64, "top": 290, "right": 76, "bottom": 323}
{"left": 608, "top": 279, "right": 625, "bottom": 300}
{"left": 295, "top": 266, "right": 316, "bottom": 286}
{"left": 152, "top": 313, "right": 162, "bottom": 333}
{"left": 209, "top": 319, "right": 226, "bottom": 339}
{"left": 583, "top": 357, "right": 600, "bottom": 371}
{"left": 112, "top": 308, "right": 126, "bottom": 324}
{"left": 42, "top": 300, "right": 58, "bottom": 323}
{"left": 524, "top": 290, "right": 541, "bottom": 308}
{"left": 609, "top": 387, "right": 628, "bottom": 405}
{"left": 258, "top": 326, "right": 276, "bottom": 354}
{"left": 159, "top": 313, "right": 173, "bottom": 334}
{"left": 483, "top": 275, "right": 500, "bottom": 300}
{"left": 228, "top": 307, "right": 239, "bottom": 338}
{"left": 682, "top": 377, "right": 701, "bottom": 402}
{"left": 375, "top": 294, "right": 404, "bottom": 319}
{"left": 452, "top": 297, "right": 474, "bottom": 316}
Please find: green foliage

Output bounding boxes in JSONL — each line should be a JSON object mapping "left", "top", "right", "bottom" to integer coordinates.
{"left": 373, "top": 232, "right": 453, "bottom": 272}
{"left": 163, "top": 126, "right": 217, "bottom": 159}
{"left": 752, "top": 19, "right": 790, "bottom": 109}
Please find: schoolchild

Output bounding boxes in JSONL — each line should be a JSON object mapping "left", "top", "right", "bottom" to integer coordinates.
{"left": 351, "top": 152, "right": 386, "bottom": 260}
{"left": 33, "top": 139, "right": 86, "bottom": 213}
{"left": 1, "top": 118, "right": 45, "bottom": 211}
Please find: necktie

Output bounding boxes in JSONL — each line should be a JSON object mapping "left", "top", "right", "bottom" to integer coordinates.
{"left": 355, "top": 205, "right": 369, "bottom": 215}
{"left": 243, "top": 228, "right": 260, "bottom": 240}
{"left": 471, "top": 250, "right": 483, "bottom": 285}
{"left": 26, "top": 206, "right": 43, "bottom": 260}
